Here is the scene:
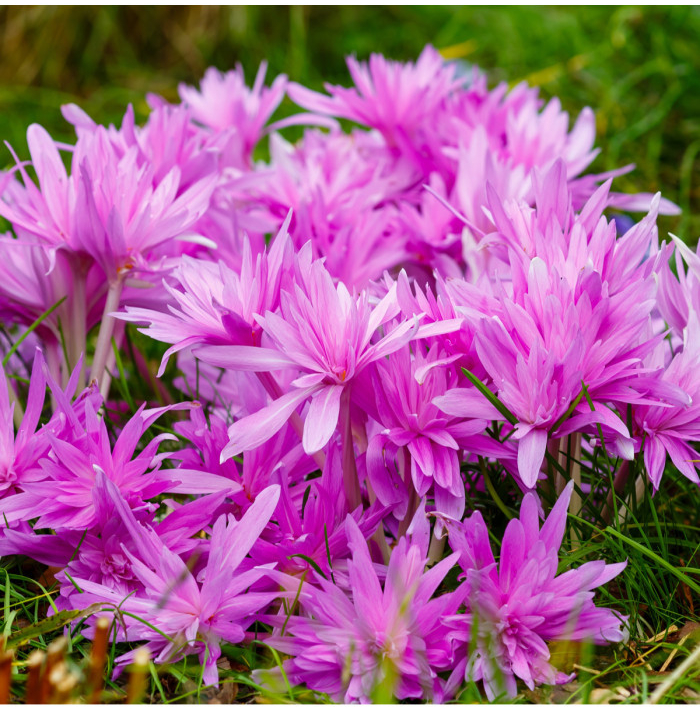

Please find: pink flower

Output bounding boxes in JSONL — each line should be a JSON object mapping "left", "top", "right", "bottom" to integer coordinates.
{"left": 437, "top": 163, "right": 664, "bottom": 486}
{"left": 246, "top": 128, "right": 414, "bottom": 288}
{"left": 120, "top": 215, "right": 293, "bottom": 375}
{"left": 178, "top": 62, "right": 287, "bottom": 169}
{"left": 63, "top": 101, "right": 220, "bottom": 192}
{"left": 0, "top": 350, "right": 49, "bottom": 497}
{"left": 446, "top": 482, "right": 628, "bottom": 700}
{"left": 362, "top": 345, "right": 491, "bottom": 520}
{"left": 0, "top": 395, "right": 233, "bottom": 530}
{"left": 288, "top": 45, "right": 463, "bottom": 158}
{"left": 68, "top": 481, "right": 281, "bottom": 687}
{"left": 250, "top": 444, "right": 385, "bottom": 579}
{"left": 631, "top": 328, "right": 700, "bottom": 491}
{"left": 0, "top": 122, "right": 216, "bottom": 283}
{"left": 265, "top": 516, "right": 463, "bottom": 702}
{"left": 213, "top": 255, "right": 431, "bottom": 457}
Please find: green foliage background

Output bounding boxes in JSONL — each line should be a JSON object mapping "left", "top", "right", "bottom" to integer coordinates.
{"left": 0, "top": 6, "right": 698, "bottom": 239}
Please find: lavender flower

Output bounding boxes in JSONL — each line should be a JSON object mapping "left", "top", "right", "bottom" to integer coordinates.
{"left": 216, "top": 254, "right": 426, "bottom": 458}
{"left": 265, "top": 516, "right": 463, "bottom": 702}
{"left": 67, "top": 479, "right": 281, "bottom": 686}
{"left": 446, "top": 482, "right": 628, "bottom": 700}
{"left": 0, "top": 350, "right": 48, "bottom": 497}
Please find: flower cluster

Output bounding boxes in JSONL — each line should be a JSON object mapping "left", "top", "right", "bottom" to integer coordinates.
{"left": 0, "top": 44, "right": 692, "bottom": 702}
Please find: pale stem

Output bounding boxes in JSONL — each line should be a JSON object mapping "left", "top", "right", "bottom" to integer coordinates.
{"left": 91, "top": 277, "right": 125, "bottom": 391}
{"left": 546, "top": 436, "right": 565, "bottom": 497}
{"left": 340, "top": 386, "right": 362, "bottom": 511}
{"left": 427, "top": 532, "right": 446, "bottom": 564}
{"left": 553, "top": 436, "right": 567, "bottom": 496}
{"left": 69, "top": 261, "right": 88, "bottom": 390}
{"left": 365, "top": 477, "right": 390, "bottom": 564}
{"left": 98, "top": 320, "right": 126, "bottom": 401}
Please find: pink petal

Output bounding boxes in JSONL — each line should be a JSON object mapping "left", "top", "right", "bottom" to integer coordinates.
{"left": 209, "top": 484, "right": 280, "bottom": 576}
{"left": 663, "top": 436, "right": 700, "bottom": 485}
{"left": 194, "top": 344, "right": 295, "bottom": 372}
{"left": 408, "top": 436, "right": 435, "bottom": 482}
{"left": 517, "top": 428, "right": 548, "bottom": 488}
{"left": 499, "top": 518, "right": 525, "bottom": 594}
{"left": 366, "top": 434, "right": 408, "bottom": 515}
{"left": 519, "top": 493, "right": 541, "bottom": 549}
{"left": 643, "top": 435, "right": 666, "bottom": 491}
{"left": 302, "top": 384, "right": 343, "bottom": 454}
{"left": 222, "top": 385, "right": 317, "bottom": 460}
{"left": 433, "top": 388, "right": 503, "bottom": 421}
{"left": 540, "top": 480, "right": 574, "bottom": 553}
{"left": 434, "top": 484, "right": 465, "bottom": 519}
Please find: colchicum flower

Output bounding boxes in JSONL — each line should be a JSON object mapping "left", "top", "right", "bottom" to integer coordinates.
{"left": 264, "top": 516, "right": 464, "bottom": 703}
{"left": 212, "top": 252, "right": 445, "bottom": 458}
{"left": 446, "top": 482, "right": 628, "bottom": 700}
{"left": 66, "top": 479, "right": 282, "bottom": 687}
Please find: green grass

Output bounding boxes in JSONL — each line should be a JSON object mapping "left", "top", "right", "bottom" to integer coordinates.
{"left": 0, "top": 5, "right": 699, "bottom": 704}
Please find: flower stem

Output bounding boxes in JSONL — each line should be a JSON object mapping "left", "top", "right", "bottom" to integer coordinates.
{"left": 91, "top": 277, "right": 124, "bottom": 391}
{"left": 69, "top": 260, "right": 88, "bottom": 390}
{"left": 98, "top": 320, "right": 125, "bottom": 401}
{"left": 340, "top": 386, "right": 362, "bottom": 511}
{"left": 427, "top": 532, "right": 446, "bottom": 564}
{"left": 555, "top": 436, "right": 568, "bottom": 496}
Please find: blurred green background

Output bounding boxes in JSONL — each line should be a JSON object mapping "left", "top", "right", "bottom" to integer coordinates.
{"left": 0, "top": 6, "right": 698, "bottom": 240}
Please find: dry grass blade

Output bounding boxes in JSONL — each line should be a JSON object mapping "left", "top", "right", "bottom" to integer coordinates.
{"left": 659, "top": 634, "right": 689, "bottom": 673}
{"left": 126, "top": 647, "right": 151, "bottom": 704}
{"left": 649, "top": 641, "right": 700, "bottom": 704}
{"left": 89, "top": 617, "right": 111, "bottom": 703}
{"left": 589, "top": 686, "right": 631, "bottom": 703}
{"left": 645, "top": 625, "right": 679, "bottom": 644}
{"left": 40, "top": 636, "right": 68, "bottom": 703}
{"left": 25, "top": 650, "right": 45, "bottom": 704}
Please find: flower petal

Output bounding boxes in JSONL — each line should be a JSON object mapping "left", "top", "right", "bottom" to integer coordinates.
{"left": 517, "top": 428, "right": 548, "bottom": 488}
{"left": 222, "top": 385, "right": 318, "bottom": 459}
{"left": 302, "top": 385, "right": 344, "bottom": 454}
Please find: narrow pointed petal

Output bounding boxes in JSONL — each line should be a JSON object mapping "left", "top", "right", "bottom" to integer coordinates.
{"left": 302, "top": 385, "right": 343, "bottom": 454}
{"left": 517, "top": 428, "right": 548, "bottom": 488}
{"left": 222, "top": 385, "right": 318, "bottom": 459}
